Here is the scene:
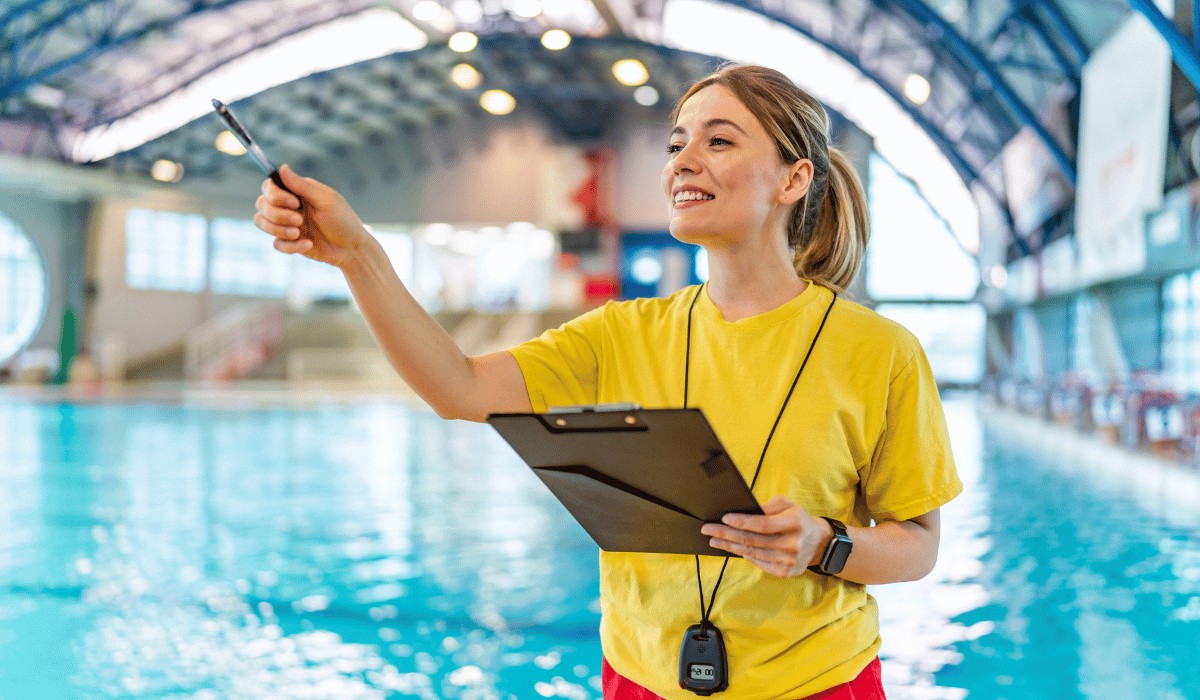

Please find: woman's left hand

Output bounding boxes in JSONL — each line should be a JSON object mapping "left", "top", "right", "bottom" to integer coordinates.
{"left": 700, "top": 496, "right": 833, "bottom": 577}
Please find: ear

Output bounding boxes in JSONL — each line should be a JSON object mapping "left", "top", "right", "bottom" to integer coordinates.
{"left": 779, "top": 159, "right": 814, "bottom": 207}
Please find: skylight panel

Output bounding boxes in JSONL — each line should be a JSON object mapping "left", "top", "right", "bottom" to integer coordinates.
{"left": 71, "top": 8, "right": 427, "bottom": 163}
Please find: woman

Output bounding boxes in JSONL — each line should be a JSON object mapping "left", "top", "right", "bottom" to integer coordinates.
{"left": 254, "top": 64, "right": 961, "bottom": 699}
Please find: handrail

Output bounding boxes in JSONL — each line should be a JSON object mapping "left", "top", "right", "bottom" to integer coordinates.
{"left": 185, "top": 302, "right": 285, "bottom": 381}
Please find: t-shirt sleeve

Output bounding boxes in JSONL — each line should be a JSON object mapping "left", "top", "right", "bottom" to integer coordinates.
{"left": 507, "top": 304, "right": 607, "bottom": 412}
{"left": 860, "top": 345, "right": 963, "bottom": 523}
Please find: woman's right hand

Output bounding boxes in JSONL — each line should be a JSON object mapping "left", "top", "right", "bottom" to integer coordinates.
{"left": 254, "top": 164, "right": 371, "bottom": 270}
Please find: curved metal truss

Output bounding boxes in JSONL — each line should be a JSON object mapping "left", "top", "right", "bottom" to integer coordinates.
{"left": 98, "top": 35, "right": 718, "bottom": 189}
{"left": 0, "top": 0, "right": 1175, "bottom": 249}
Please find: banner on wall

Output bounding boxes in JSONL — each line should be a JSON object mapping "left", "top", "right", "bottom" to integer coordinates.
{"left": 1074, "top": 4, "right": 1172, "bottom": 284}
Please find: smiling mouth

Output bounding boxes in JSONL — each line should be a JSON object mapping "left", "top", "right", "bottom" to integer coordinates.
{"left": 673, "top": 191, "right": 715, "bottom": 205}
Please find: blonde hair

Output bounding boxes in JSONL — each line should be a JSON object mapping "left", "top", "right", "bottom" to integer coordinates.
{"left": 672, "top": 64, "right": 869, "bottom": 293}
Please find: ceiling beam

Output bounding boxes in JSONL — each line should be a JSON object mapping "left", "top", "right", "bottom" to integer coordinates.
{"left": 587, "top": 0, "right": 628, "bottom": 36}
{"left": 886, "top": 0, "right": 1077, "bottom": 186}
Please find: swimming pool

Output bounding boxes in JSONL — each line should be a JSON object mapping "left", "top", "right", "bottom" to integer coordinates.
{"left": 0, "top": 392, "right": 1196, "bottom": 699}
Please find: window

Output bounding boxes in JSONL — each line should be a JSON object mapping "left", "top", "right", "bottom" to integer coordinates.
{"left": 125, "top": 208, "right": 207, "bottom": 291}
{"left": 866, "top": 153, "right": 984, "bottom": 384}
{"left": 292, "top": 255, "right": 352, "bottom": 302}
{"left": 210, "top": 217, "right": 290, "bottom": 297}
{"left": 866, "top": 154, "right": 979, "bottom": 301}
{"left": 0, "top": 214, "right": 47, "bottom": 365}
{"left": 287, "top": 228, "right": 412, "bottom": 305}
{"left": 1071, "top": 294, "right": 1100, "bottom": 384}
{"left": 1163, "top": 270, "right": 1200, "bottom": 393}
{"left": 874, "top": 304, "right": 986, "bottom": 384}
{"left": 372, "top": 228, "right": 415, "bottom": 286}
{"left": 408, "top": 223, "right": 552, "bottom": 312}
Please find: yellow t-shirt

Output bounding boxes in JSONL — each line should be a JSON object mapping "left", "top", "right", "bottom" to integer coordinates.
{"left": 509, "top": 282, "right": 962, "bottom": 699}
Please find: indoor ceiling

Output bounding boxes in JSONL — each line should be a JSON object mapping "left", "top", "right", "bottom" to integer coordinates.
{"left": 0, "top": 0, "right": 1146, "bottom": 246}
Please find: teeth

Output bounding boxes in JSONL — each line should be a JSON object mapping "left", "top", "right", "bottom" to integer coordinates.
{"left": 674, "top": 191, "right": 715, "bottom": 203}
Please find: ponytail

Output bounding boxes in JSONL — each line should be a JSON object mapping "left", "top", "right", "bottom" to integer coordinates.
{"left": 791, "top": 148, "right": 869, "bottom": 294}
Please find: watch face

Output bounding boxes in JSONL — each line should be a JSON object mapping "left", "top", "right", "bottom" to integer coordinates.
{"left": 824, "top": 534, "right": 853, "bottom": 574}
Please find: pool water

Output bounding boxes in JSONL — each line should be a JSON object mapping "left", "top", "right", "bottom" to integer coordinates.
{"left": 0, "top": 394, "right": 1197, "bottom": 699}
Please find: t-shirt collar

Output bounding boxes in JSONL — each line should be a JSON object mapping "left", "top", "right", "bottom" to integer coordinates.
{"left": 695, "top": 279, "right": 827, "bottom": 330}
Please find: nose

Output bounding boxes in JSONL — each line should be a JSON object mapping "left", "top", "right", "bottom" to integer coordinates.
{"left": 671, "top": 141, "right": 702, "bottom": 175}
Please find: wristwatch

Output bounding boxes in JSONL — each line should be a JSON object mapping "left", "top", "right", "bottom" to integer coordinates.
{"left": 808, "top": 517, "right": 853, "bottom": 576}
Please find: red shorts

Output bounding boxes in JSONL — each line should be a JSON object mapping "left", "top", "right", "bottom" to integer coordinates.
{"left": 601, "top": 656, "right": 885, "bottom": 700}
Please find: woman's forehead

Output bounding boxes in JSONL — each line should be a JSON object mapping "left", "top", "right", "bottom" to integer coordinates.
{"left": 674, "top": 85, "right": 757, "bottom": 133}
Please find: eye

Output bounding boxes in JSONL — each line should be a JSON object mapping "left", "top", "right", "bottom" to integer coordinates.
{"left": 667, "top": 143, "right": 683, "bottom": 154}
{"left": 710, "top": 137, "right": 732, "bottom": 147}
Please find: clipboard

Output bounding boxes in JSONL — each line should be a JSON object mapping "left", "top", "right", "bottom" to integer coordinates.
{"left": 487, "top": 404, "right": 762, "bottom": 556}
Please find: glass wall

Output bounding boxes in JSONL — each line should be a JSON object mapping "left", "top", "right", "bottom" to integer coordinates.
{"left": 209, "top": 218, "right": 291, "bottom": 297}
{"left": 122, "top": 209, "right": 550, "bottom": 313}
{"left": 865, "top": 155, "right": 979, "bottom": 302}
{"left": 409, "top": 223, "right": 554, "bottom": 312}
{"left": 1071, "top": 294, "right": 1100, "bottom": 385}
{"left": 872, "top": 303, "right": 985, "bottom": 384}
{"left": 124, "top": 209, "right": 207, "bottom": 292}
{"left": 866, "top": 154, "right": 984, "bottom": 384}
{"left": 1162, "top": 270, "right": 1200, "bottom": 393}
{"left": 0, "top": 213, "right": 47, "bottom": 365}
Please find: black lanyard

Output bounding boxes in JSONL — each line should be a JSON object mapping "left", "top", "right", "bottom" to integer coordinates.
{"left": 682, "top": 282, "right": 837, "bottom": 633}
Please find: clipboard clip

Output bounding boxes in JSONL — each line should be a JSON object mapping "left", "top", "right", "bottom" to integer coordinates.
{"left": 541, "top": 404, "right": 647, "bottom": 432}
{"left": 547, "top": 403, "right": 642, "bottom": 413}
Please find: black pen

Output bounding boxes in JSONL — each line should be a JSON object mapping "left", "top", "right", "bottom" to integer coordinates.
{"left": 211, "top": 99, "right": 299, "bottom": 202}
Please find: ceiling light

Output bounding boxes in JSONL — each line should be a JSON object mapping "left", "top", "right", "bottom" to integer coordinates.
{"left": 448, "top": 31, "right": 478, "bottom": 52}
{"left": 903, "top": 73, "right": 931, "bottom": 105}
{"left": 412, "top": 0, "right": 442, "bottom": 22}
{"left": 451, "top": 0, "right": 483, "bottom": 23}
{"left": 429, "top": 8, "right": 458, "bottom": 32}
{"left": 480, "top": 89, "right": 516, "bottom": 115}
{"left": 612, "top": 59, "right": 649, "bottom": 87}
{"left": 27, "top": 84, "right": 65, "bottom": 109}
{"left": 151, "top": 160, "right": 184, "bottom": 183}
{"left": 633, "top": 85, "right": 659, "bottom": 106}
{"left": 215, "top": 130, "right": 247, "bottom": 155}
{"left": 450, "top": 63, "right": 483, "bottom": 90}
{"left": 541, "top": 29, "right": 571, "bottom": 50}
{"left": 631, "top": 253, "right": 663, "bottom": 285}
{"left": 512, "top": 0, "right": 542, "bottom": 18}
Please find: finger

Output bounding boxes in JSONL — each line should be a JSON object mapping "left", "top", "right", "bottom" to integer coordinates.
{"left": 261, "top": 180, "right": 301, "bottom": 209}
{"left": 760, "top": 496, "right": 795, "bottom": 515}
{"left": 709, "top": 537, "right": 791, "bottom": 567}
{"left": 702, "top": 523, "right": 768, "bottom": 544}
{"left": 706, "top": 526, "right": 793, "bottom": 552}
{"left": 273, "top": 237, "right": 313, "bottom": 255}
{"left": 278, "top": 164, "right": 327, "bottom": 206}
{"left": 254, "top": 202, "right": 303, "bottom": 229}
{"left": 721, "top": 512, "right": 795, "bottom": 535}
{"left": 256, "top": 194, "right": 300, "bottom": 219}
{"left": 254, "top": 214, "right": 302, "bottom": 241}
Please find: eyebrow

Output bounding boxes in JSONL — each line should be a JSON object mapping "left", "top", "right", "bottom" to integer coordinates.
{"left": 670, "top": 118, "right": 749, "bottom": 137}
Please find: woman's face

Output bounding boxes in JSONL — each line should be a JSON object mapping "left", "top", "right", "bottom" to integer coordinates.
{"left": 662, "top": 85, "right": 802, "bottom": 249}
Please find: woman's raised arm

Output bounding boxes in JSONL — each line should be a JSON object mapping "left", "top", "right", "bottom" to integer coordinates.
{"left": 254, "top": 164, "right": 532, "bottom": 421}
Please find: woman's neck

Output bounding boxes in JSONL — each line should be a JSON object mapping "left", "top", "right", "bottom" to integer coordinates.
{"left": 704, "top": 239, "right": 807, "bottom": 322}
